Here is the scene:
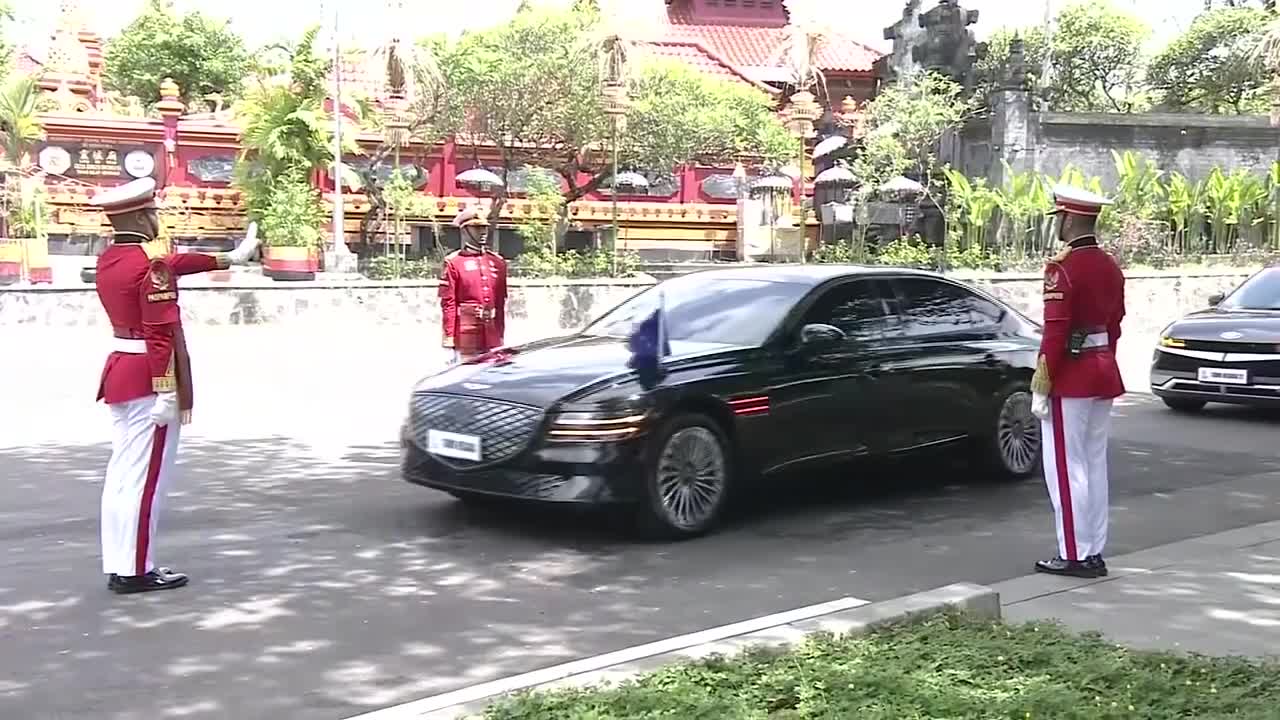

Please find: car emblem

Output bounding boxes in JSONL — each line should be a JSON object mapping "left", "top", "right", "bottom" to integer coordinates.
{"left": 462, "top": 382, "right": 491, "bottom": 390}
{"left": 1220, "top": 331, "right": 1243, "bottom": 340}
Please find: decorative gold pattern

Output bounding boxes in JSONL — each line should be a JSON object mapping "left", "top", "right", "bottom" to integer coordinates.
{"left": 1030, "top": 355, "right": 1051, "bottom": 395}
{"left": 152, "top": 376, "right": 177, "bottom": 393}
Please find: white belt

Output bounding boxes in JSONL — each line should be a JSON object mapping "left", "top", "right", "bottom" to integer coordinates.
{"left": 1081, "top": 332, "right": 1109, "bottom": 349}
{"left": 111, "top": 338, "right": 147, "bottom": 354}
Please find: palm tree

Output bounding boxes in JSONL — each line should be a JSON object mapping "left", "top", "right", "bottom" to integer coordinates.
{"left": 0, "top": 75, "right": 44, "bottom": 167}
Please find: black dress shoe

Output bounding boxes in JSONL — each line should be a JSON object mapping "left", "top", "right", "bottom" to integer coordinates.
{"left": 1084, "top": 555, "right": 1108, "bottom": 576}
{"left": 109, "top": 568, "right": 189, "bottom": 594}
{"left": 1034, "top": 556, "right": 1101, "bottom": 578}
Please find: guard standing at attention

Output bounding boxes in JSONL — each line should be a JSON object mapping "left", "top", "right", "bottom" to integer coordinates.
{"left": 92, "top": 177, "right": 260, "bottom": 594}
{"left": 1030, "top": 184, "right": 1127, "bottom": 579}
{"left": 438, "top": 208, "right": 508, "bottom": 362}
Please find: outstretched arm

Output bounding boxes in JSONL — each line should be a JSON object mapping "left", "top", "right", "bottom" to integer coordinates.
{"left": 166, "top": 222, "right": 260, "bottom": 277}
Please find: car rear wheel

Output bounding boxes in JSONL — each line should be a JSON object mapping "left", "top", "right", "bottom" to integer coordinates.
{"left": 1162, "top": 397, "right": 1206, "bottom": 413}
{"left": 974, "top": 382, "right": 1042, "bottom": 480}
{"left": 638, "top": 413, "right": 732, "bottom": 540}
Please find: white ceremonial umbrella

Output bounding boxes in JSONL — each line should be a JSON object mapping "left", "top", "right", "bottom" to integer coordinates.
{"left": 456, "top": 167, "right": 505, "bottom": 188}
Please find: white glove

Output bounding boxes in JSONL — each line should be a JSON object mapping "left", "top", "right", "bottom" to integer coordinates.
{"left": 227, "top": 222, "right": 260, "bottom": 265}
{"left": 446, "top": 350, "right": 460, "bottom": 366}
{"left": 1031, "top": 392, "right": 1050, "bottom": 420}
{"left": 150, "top": 392, "right": 180, "bottom": 426}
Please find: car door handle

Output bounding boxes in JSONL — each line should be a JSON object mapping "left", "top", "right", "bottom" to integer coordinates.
{"left": 982, "top": 353, "right": 999, "bottom": 366}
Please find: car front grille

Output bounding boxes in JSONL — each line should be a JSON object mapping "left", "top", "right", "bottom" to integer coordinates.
{"left": 409, "top": 393, "right": 544, "bottom": 468}
{"left": 1181, "top": 339, "right": 1280, "bottom": 354}
{"left": 1155, "top": 350, "right": 1280, "bottom": 379}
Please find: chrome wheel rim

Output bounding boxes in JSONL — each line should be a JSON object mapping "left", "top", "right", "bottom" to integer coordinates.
{"left": 656, "top": 427, "right": 726, "bottom": 531}
{"left": 997, "top": 391, "right": 1040, "bottom": 474}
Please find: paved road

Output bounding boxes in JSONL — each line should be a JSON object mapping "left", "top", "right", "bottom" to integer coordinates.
{"left": 2, "top": 327, "right": 1279, "bottom": 719}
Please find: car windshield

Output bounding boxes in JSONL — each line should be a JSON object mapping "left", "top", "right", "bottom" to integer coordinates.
{"left": 582, "top": 275, "right": 811, "bottom": 346}
{"left": 1221, "top": 268, "right": 1280, "bottom": 310}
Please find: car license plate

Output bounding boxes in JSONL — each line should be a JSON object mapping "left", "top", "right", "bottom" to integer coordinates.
{"left": 1198, "top": 367, "right": 1248, "bottom": 385}
{"left": 426, "top": 429, "right": 483, "bottom": 461}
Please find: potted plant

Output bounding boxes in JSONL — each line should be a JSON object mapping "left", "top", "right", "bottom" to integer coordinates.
{"left": 260, "top": 171, "right": 324, "bottom": 280}
{"left": 0, "top": 175, "right": 50, "bottom": 285}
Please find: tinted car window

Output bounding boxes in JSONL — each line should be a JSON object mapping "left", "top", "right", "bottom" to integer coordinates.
{"left": 583, "top": 276, "right": 811, "bottom": 346}
{"left": 803, "top": 280, "right": 896, "bottom": 342}
{"left": 893, "top": 277, "right": 1005, "bottom": 336}
{"left": 1221, "top": 267, "right": 1280, "bottom": 310}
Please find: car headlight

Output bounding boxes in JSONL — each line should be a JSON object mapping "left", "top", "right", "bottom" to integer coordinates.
{"left": 546, "top": 410, "right": 649, "bottom": 442}
{"left": 1159, "top": 335, "right": 1185, "bottom": 348}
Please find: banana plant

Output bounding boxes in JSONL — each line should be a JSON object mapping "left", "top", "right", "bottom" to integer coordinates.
{"left": 943, "top": 166, "right": 996, "bottom": 251}
{"left": 1165, "top": 172, "right": 1204, "bottom": 255}
{"left": 994, "top": 161, "right": 1052, "bottom": 257}
{"left": 1110, "top": 150, "right": 1165, "bottom": 221}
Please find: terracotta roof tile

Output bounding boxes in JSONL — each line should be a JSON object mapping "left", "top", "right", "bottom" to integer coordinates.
{"left": 645, "top": 41, "right": 781, "bottom": 94}
{"left": 662, "top": 6, "right": 879, "bottom": 74}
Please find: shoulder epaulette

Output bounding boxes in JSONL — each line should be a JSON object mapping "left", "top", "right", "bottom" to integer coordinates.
{"left": 142, "top": 240, "right": 168, "bottom": 260}
{"left": 1051, "top": 245, "right": 1073, "bottom": 263}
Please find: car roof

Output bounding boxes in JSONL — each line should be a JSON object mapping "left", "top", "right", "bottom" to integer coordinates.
{"left": 671, "top": 264, "right": 945, "bottom": 287}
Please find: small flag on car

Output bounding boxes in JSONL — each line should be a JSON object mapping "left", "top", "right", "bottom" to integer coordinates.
{"left": 627, "top": 289, "right": 670, "bottom": 375}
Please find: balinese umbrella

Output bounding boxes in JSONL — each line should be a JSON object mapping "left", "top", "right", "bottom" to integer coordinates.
{"left": 879, "top": 175, "right": 924, "bottom": 194}
{"left": 611, "top": 171, "right": 650, "bottom": 188}
{"left": 814, "top": 166, "right": 857, "bottom": 187}
{"left": 813, "top": 135, "right": 848, "bottom": 159}
{"left": 751, "top": 175, "right": 794, "bottom": 192}
{"left": 456, "top": 167, "right": 505, "bottom": 188}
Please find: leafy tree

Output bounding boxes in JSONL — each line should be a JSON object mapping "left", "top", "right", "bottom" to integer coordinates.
{"left": 1148, "top": 6, "right": 1269, "bottom": 113}
{"left": 439, "top": 6, "right": 792, "bottom": 236}
{"left": 103, "top": 0, "right": 250, "bottom": 109}
{"left": 857, "top": 70, "right": 974, "bottom": 190}
{"left": 972, "top": 28, "right": 1049, "bottom": 106}
{"left": 0, "top": 74, "right": 43, "bottom": 166}
{"left": 233, "top": 26, "right": 359, "bottom": 245}
{"left": 1048, "top": 2, "right": 1150, "bottom": 112}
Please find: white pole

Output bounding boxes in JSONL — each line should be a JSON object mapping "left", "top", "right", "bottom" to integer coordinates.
{"left": 332, "top": 4, "right": 348, "bottom": 257}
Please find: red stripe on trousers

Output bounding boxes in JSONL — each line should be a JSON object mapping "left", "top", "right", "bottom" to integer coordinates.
{"left": 1050, "top": 397, "right": 1078, "bottom": 562}
{"left": 135, "top": 425, "right": 168, "bottom": 576}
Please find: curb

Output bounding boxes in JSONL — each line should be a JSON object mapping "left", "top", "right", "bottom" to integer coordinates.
{"left": 348, "top": 582, "right": 998, "bottom": 720}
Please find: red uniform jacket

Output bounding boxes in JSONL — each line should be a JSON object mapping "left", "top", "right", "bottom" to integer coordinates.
{"left": 96, "top": 241, "right": 228, "bottom": 410}
{"left": 1039, "top": 240, "right": 1126, "bottom": 399}
{"left": 438, "top": 247, "right": 508, "bottom": 353}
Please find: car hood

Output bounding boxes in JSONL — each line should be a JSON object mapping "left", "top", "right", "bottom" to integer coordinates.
{"left": 413, "top": 334, "right": 738, "bottom": 408}
{"left": 1166, "top": 308, "right": 1280, "bottom": 343}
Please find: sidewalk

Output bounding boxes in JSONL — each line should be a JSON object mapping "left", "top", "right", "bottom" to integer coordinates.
{"left": 992, "top": 520, "right": 1280, "bottom": 658}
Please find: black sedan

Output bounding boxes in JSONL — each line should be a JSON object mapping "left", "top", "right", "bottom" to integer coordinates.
{"left": 401, "top": 265, "right": 1045, "bottom": 538}
{"left": 1151, "top": 265, "right": 1280, "bottom": 411}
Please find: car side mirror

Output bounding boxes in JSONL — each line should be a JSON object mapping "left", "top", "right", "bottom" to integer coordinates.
{"left": 1208, "top": 292, "right": 1225, "bottom": 307}
{"left": 798, "top": 323, "right": 846, "bottom": 352}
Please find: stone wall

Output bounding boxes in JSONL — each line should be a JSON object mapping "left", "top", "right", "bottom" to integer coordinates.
{"left": 968, "top": 87, "right": 1280, "bottom": 188}
{"left": 0, "top": 271, "right": 1255, "bottom": 349}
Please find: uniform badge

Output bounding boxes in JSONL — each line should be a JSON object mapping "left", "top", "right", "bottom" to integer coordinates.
{"left": 149, "top": 265, "right": 171, "bottom": 291}
{"left": 1044, "top": 269, "right": 1060, "bottom": 291}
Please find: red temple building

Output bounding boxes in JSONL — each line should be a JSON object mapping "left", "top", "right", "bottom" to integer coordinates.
{"left": 18, "top": 0, "right": 882, "bottom": 266}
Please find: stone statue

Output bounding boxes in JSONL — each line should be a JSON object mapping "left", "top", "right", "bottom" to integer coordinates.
{"left": 876, "top": 0, "right": 985, "bottom": 90}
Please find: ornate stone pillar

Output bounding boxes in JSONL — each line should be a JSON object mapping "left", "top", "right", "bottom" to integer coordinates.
{"left": 155, "top": 79, "right": 187, "bottom": 186}
{"left": 989, "top": 38, "right": 1035, "bottom": 189}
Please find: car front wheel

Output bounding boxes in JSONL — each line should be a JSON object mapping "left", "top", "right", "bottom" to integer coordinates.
{"left": 974, "top": 383, "right": 1042, "bottom": 480}
{"left": 638, "top": 413, "right": 732, "bottom": 540}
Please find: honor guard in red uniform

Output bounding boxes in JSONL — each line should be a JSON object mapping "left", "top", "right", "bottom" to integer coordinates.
{"left": 92, "top": 177, "right": 260, "bottom": 594}
{"left": 1031, "top": 185, "right": 1126, "bottom": 579}
{"left": 439, "top": 208, "right": 508, "bottom": 362}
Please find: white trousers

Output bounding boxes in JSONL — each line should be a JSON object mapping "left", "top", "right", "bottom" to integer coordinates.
{"left": 101, "top": 396, "right": 181, "bottom": 576}
{"left": 1040, "top": 396, "right": 1113, "bottom": 562}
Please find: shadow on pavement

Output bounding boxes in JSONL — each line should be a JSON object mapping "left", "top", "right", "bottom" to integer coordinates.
{"left": 1, "top": 429, "right": 1279, "bottom": 720}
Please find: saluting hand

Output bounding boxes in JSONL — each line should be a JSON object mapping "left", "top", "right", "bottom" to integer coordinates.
{"left": 227, "top": 222, "right": 260, "bottom": 265}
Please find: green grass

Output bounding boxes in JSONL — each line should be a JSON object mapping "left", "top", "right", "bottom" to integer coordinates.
{"left": 481, "top": 611, "right": 1280, "bottom": 720}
